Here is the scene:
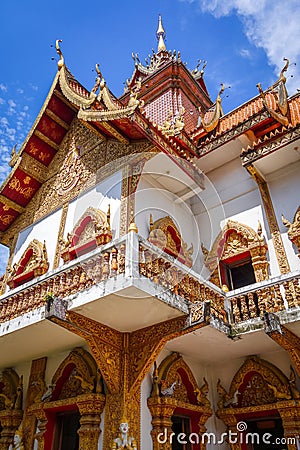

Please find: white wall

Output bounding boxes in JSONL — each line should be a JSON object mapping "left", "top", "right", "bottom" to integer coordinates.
{"left": 268, "top": 161, "right": 300, "bottom": 272}
{"left": 65, "top": 170, "right": 122, "bottom": 243}
{"left": 191, "top": 156, "right": 300, "bottom": 279}
{"left": 135, "top": 177, "right": 201, "bottom": 271}
{"left": 12, "top": 208, "right": 62, "bottom": 272}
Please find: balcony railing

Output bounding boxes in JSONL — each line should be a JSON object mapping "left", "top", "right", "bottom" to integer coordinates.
{"left": 0, "top": 237, "right": 126, "bottom": 324}
{"left": 227, "top": 272, "right": 300, "bottom": 324}
{"left": 0, "top": 231, "right": 299, "bottom": 331}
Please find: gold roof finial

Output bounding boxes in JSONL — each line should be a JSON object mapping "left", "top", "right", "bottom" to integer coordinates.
{"left": 156, "top": 15, "right": 166, "bottom": 52}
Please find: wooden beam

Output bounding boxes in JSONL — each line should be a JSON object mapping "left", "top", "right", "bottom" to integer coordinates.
{"left": 34, "top": 130, "right": 59, "bottom": 151}
{"left": 45, "top": 108, "right": 70, "bottom": 130}
{"left": 0, "top": 195, "right": 24, "bottom": 213}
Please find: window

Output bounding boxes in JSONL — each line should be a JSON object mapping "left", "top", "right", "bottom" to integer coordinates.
{"left": 171, "top": 416, "right": 192, "bottom": 450}
{"left": 221, "top": 256, "right": 256, "bottom": 290}
{"left": 52, "top": 411, "right": 80, "bottom": 450}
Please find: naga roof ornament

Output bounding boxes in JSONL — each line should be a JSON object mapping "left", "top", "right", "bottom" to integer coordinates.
{"left": 191, "top": 59, "right": 207, "bottom": 81}
{"left": 256, "top": 58, "right": 290, "bottom": 126}
{"left": 198, "top": 83, "right": 225, "bottom": 132}
{"left": 55, "top": 39, "right": 100, "bottom": 109}
{"left": 54, "top": 40, "right": 143, "bottom": 120}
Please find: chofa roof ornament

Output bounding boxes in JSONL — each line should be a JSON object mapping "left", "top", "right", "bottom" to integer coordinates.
{"left": 198, "top": 83, "right": 225, "bottom": 132}
{"left": 257, "top": 58, "right": 290, "bottom": 126}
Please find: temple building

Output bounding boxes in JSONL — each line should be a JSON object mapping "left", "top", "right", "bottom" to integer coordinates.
{"left": 0, "top": 15, "right": 300, "bottom": 450}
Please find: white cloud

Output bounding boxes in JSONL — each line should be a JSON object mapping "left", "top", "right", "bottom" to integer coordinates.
{"left": 0, "top": 98, "right": 5, "bottom": 105}
{"left": 0, "top": 84, "right": 7, "bottom": 92}
{"left": 8, "top": 99, "right": 16, "bottom": 108}
{"left": 239, "top": 48, "right": 251, "bottom": 59}
{"left": 17, "top": 88, "right": 24, "bottom": 94}
{"left": 29, "top": 83, "right": 38, "bottom": 91}
{"left": 193, "top": 0, "right": 300, "bottom": 92}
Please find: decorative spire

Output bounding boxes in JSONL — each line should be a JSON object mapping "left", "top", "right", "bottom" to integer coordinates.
{"left": 156, "top": 15, "right": 166, "bottom": 52}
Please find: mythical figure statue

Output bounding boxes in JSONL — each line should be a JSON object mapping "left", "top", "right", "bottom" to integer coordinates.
{"left": 112, "top": 420, "right": 137, "bottom": 449}
{"left": 10, "top": 423, "right": 24, "bottom": 450}
{"left": 194, "top": 377, "right": 210, "bottom": 407}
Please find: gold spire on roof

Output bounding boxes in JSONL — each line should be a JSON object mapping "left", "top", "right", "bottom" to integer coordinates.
{"left": 156, "top": 15, "right": 166, "bottom": 52}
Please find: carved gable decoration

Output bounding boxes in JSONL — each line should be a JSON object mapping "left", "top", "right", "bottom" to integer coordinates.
{"left": 148, "top": 215, "right": 193, "bottom": 267}
{"left": 50, "top": 347, "right": 102, "bottom": 401}
{"left": 60, "top": 206, "right": 112, "bottom": 263}
{"left": 7, "top": 239, "right": 49, "bottom": 289}
{"left": 57, "top": 144, "right": 82, "bottom": 195}
{"left": 148, "top": 353, "right": 212, "bottom": 448}
{"left": 152, "top": 352, "right": 210, "bottom": 408}
{"left": 228, "top": 356, "right": 291, "bottom": 409}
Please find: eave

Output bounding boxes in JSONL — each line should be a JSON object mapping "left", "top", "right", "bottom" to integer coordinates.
{"left": 193, "top": 90, "right": 300, "bottom": 159}
{"left": 0, "top": 72, "right": 77, "bottom": 235}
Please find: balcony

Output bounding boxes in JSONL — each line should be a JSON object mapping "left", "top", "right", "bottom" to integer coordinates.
{"left": 0, "top": 231, "right": 299, "bottom": 366}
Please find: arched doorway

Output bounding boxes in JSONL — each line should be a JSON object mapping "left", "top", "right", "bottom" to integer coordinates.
{"left": 148, "top": 352, "right": 212, "bottom": 450}
{"left": 217, "top": 356, "right": 300, "bottom": 450}
{"left": 31, "top": 347, "right": 105, "bottom": 450}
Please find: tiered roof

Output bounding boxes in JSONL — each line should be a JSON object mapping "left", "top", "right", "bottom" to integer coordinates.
{"left": 0, "top": 18, "right": 299, "bottom": 236}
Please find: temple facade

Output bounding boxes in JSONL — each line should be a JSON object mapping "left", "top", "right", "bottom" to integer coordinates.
{"left": 0, "top": 16, "right": 300, "bottom": 450}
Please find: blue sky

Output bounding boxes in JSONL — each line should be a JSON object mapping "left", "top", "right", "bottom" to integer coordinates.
{"left": 0, "top": 0, "right": 299, "bottom": 269}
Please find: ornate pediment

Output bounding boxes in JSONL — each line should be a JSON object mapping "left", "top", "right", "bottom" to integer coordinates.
{"left": 7, "top": 239, "right": 49, "bottom": 289}
{"left": 203, "top": 220, "right": 269, "bottom": 286}
{"left": 148, "top": 215, "right": 193, "bottom": 267}
{"left": 60, "top": 206, "right": 112, "bottom": 263}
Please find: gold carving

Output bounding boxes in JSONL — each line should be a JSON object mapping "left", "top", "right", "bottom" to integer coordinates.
{"left": 53, "top": 202, "right": 69, "bottom": 269}
{"left": 7, "top": 239, "right": 49, "bottom": 289}
{"left": 199, "top": 83, "right": 224, "bottom": 132}
{"left": 256, "top": 58, "right": 290, "bottom": 126}
{"left": 148, "top": 353, "right": 212, "bottom": 450}
{"left": 282, "top": 206, "right": 300, "bottom": 257}
{"left": 57, "top": 138, "right": 82, "bottom": 194}
{"left": 60, "top": 206, "right": 112, "bottom": 263}
{"left": 266, "top": 325, "right": 300, "bottom": 377}
{"left": 8, "top": 177, "right": 35, "bottom": 199}
{"left": 158, "top": 106, "right": 185, "bottom": 136}
{"left": 217, "top": 355, "right": 300, "bottom": 444}
{"left": 205, "top": 219, "right": 269, "bottom": 287}
{"left": 148, "top": 215, "right": 193, "bottom": 267}
{"left": 248, "top": 165, "right": 290, "bottom": 274}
